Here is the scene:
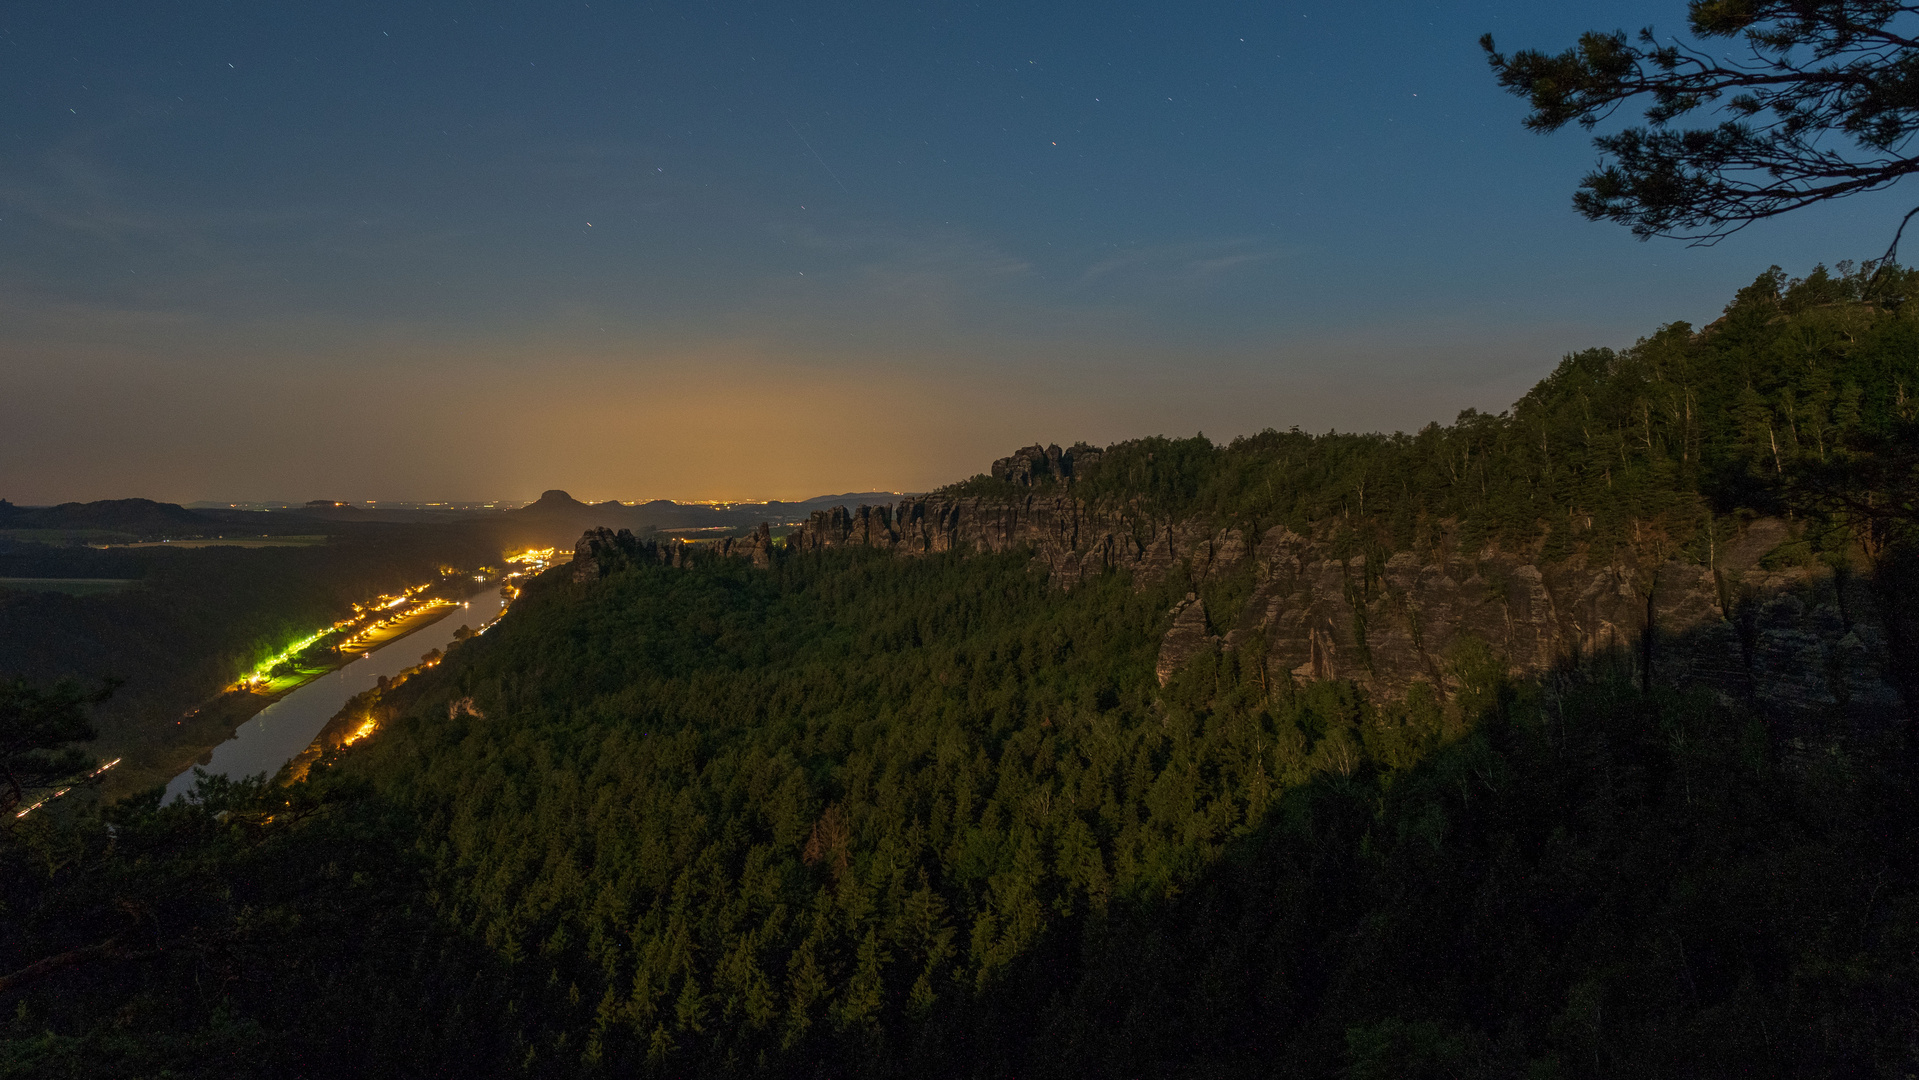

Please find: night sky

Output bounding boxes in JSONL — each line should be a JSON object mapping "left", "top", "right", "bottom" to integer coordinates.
{"left": 2, "top": 1, "right": 1905, "bottom": 503}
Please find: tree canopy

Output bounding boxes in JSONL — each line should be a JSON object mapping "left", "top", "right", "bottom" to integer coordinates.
{"left": 0, "top": 678, "right": 107, "bottom": 818}
{"left": 1485, "top": 1, "right": 1919, "bottom": 250}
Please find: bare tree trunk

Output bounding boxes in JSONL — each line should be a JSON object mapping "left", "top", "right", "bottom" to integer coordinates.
{"left": 0, "top": 939, "right": 155, "bottom": 996}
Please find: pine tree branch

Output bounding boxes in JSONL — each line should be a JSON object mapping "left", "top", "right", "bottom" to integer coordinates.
{"left": 0, "top": 939, "right": 160, "bottom": 996}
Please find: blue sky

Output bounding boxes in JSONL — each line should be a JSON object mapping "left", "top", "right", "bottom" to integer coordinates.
{"left": 1, "top": 1, "right": 1907, "bottom": 502}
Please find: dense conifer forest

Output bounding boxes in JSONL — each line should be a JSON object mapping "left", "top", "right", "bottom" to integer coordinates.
{"left": 963, "top": 262, "right": 1917, "bottom": 557}
{"left": 4, "top": 264, "right": 1918, "bottom": 1077}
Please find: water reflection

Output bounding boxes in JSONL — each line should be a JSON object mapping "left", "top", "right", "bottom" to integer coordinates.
{"left": 164, "top": 586, "right": 508, "bottom": 803}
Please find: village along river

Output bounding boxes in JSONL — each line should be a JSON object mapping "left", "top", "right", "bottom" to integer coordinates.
{"left": 163, "top": 585, "right": 509, "bottom": 803}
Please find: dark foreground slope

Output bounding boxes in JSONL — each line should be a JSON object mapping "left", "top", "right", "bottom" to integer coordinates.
{"left": 359, "top": 549, "right": 1919, "bottom": 1078}
{"left": 4, "top": 263, "right": 1919, "bottom": 1078}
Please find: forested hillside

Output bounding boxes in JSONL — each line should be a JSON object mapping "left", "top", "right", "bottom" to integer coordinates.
{"left": 3, "top": 264, "right": 1917, "bottom": 1078}
{"left": 975, "top": 262, "right": 1917, "bottom": 560}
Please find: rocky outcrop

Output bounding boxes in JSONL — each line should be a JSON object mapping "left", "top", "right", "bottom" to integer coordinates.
{"left": 777, "top": 493, "right": 1900, "bottom": 722}
{"left": 568, "top": 442, "right": 1899, "bottom": 721}
{"left": 572, "top": 522, "right": 776, "bottom": 583}
{"left": 786, "top": 491, "right": 1243, "bottom": 589}
{"left": 1232, "top": 518, "right": 1897, "bottom": 718}
{"left": 991, "top": 442, "right": 1103, "bottom": 487}
{"left": 719, "top": 522, "right": 777, "bottom": 569}
{"left": 1156, "top": 596, "right": 1217, "bottom": 685}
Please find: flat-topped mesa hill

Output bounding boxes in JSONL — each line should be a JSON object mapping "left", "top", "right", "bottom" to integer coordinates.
{"left": 569, "top": 263, "right": 1919, "bottom": 722}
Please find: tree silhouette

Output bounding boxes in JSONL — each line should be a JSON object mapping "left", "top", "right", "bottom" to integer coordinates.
{"left": 0, "top": 677, "right": 110, "bottom": 817}
{"left": 1485, "top": 1, "right": 1919, "bottom": 256}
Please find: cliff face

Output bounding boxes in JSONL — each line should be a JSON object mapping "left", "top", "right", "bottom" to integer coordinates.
{"left": 783, "top": 493, "right": 1241, "bottom": 588}
{"left": 782, "top": 494, "right": 1902, "bottom": 721}
{"left": 572, "top": 522, "right": 775, "bottom": 582}
{"left": 990, "top": 442, "right": 1103, "bottom": 486}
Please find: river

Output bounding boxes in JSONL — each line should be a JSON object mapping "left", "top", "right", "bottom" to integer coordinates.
{"left": 163, "top": 585, "right": 509, "bottom": 803}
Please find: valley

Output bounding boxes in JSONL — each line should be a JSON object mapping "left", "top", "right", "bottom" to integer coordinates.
{"left": 14, "top": 2, "right": 1919, "bottom": 1074}
{"left": 4, "top": 265, "right": 1918, "bottom": 1077}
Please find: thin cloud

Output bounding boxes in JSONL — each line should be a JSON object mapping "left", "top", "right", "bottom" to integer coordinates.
{"left": 1080, "top": 236, "right": 1295, "bottom": 284}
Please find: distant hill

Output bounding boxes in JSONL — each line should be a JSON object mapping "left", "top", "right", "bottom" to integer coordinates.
{"left": 770, "top": 491, "right": 912, "bottom": 513}
{"left": 0, "top": 490, "right": 921, "bottom": 546}
{"left": 0, "top": 498, "right": 213, "bottom": 538}
{"left": 0, "top": 497, "right": 402, "bottom": 539}
{"left": 505, "top": 489, "right": 920, "bottom": 540}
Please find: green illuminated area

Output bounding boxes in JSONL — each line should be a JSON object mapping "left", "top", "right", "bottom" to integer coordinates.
{"left": 232, "top": 626, "right": 343, "bottom": 693}
{"left": 232, "top": 585, "right": 454, "bottom": 694}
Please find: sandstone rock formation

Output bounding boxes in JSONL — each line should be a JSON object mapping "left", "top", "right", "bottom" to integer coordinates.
{"left": 783, "top": 490, "right": 1243, "bottom": 589}
{"left": 572, "top": 522, "right": 775, "bottom": 583}
{"left": 777, "top": 492, "right": 1899, "bottom": 721}
{"left": 991, "top": 442, "right": 1103, "bottom": 487}
{"left": 570, "top": 454, "right": 1900, "bottom": 722}
{"left": 1156, "top": 596, "right": 1217, "bottom": 685}
{"left": 719, "top": 522, "right": 777, "bottom": 569}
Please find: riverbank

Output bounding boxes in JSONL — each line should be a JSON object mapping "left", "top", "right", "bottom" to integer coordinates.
{"left": 95, "top": 600, "right": 464, "bottom": 803}
{"left": 158, "top": 584, "right": 511, "bottom": 804}
{"left": 283, "top": 586, "right": 521, "bottom": 784}
{"left": 280, "top": 650, "right": 438, "bottom": 785}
